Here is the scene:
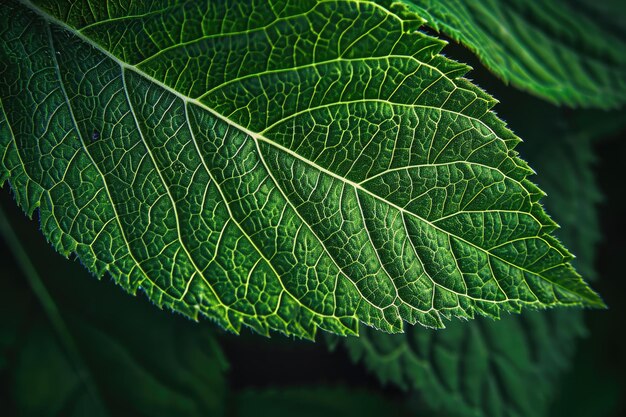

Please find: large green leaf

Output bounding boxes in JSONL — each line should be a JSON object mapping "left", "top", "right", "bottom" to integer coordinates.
{"left": 0, "top": 0, "right": 602, "bottom": 339}
{"left": 338, "top": 95, "right": 604, "bottom": 417}
{"left": 400, "top": 0, "right": 626, "bottom": 108}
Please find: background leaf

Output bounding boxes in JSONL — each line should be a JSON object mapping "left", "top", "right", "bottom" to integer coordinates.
{"left": 0, "top": 199, "right": 228, "bottom": 417}
{"left": 400, "top": 0, "right": 626, "bottom": 108}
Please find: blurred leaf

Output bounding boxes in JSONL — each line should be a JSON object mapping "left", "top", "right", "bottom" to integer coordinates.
{"left": 349, "top": 310, "right": 584, "bottom": 417}
{"left": 518, "top": 124, "right": 601, "bottom": 281}
{"left": 11, "top": 324, "right": 107, "bottom": 417}
{"left": 570, "top": 0, "right": 626, "bottom": 39}
{"left": 0, "top": 198, "right": 229, "bottom": 417}
{"left": 400, "top": 0, "right": 626, "bottom": 108}
{"left": 0, "top": 261, "right": 25, "bottom": 372}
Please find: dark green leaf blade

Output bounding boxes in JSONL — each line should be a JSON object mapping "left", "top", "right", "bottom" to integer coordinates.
{"left": 0, "top": 0, "right": 602, "bottom": 339}
{"left": 400, "top": 0, "right": 626, "bottom": 108}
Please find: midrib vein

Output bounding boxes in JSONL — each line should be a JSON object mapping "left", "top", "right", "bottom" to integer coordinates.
{"left": 253, "top": 136, "right": 388, "bottom": 317}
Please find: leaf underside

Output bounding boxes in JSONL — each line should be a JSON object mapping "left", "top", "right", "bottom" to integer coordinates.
{"left": 400, "top": 0, "right": 626, "bottom": 108}
{"left": 0, "top": 0, "right": 602, "bottom": 339}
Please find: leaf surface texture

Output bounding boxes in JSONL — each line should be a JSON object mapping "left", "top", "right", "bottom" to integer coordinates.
{"left": 401, "top": 0, "right": 626, "bottom": 107}
{"left": 0, "top": 0, "right": 602, "bottom": 338}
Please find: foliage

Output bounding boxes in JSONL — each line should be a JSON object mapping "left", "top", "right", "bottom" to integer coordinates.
{"left": 400, "top": 0, "right": 626, "bottom": 107}
{"left": 0, "top": 0, "right": 602, "bottom": 342}
{"left": 0, "top": 202, "right": 228, "bottom": 416}
{"left": 1, "top": 0, "right": 623, "bottom": 416}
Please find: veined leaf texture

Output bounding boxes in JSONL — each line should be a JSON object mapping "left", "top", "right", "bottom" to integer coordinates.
{"left": 0, "top": 0, "right": 603, "bottom": 338}
{"left": 400, "top": 0, "right": 626, "bottom": 107}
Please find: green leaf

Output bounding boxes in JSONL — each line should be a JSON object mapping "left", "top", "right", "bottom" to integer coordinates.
{"left": 399, "top": 0, "right": 626, "bottom": 108}
{"left": 348, "top": 310, "right": 586, "bottom": 417}
{"left": 0, "top": 197, "right": 229, "bottom": 417}
{"left": 338, "top": 97, "right": 602, "bottom": 417}
{"left": 0, "top": 0, "right": 602, "bottom": 339}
